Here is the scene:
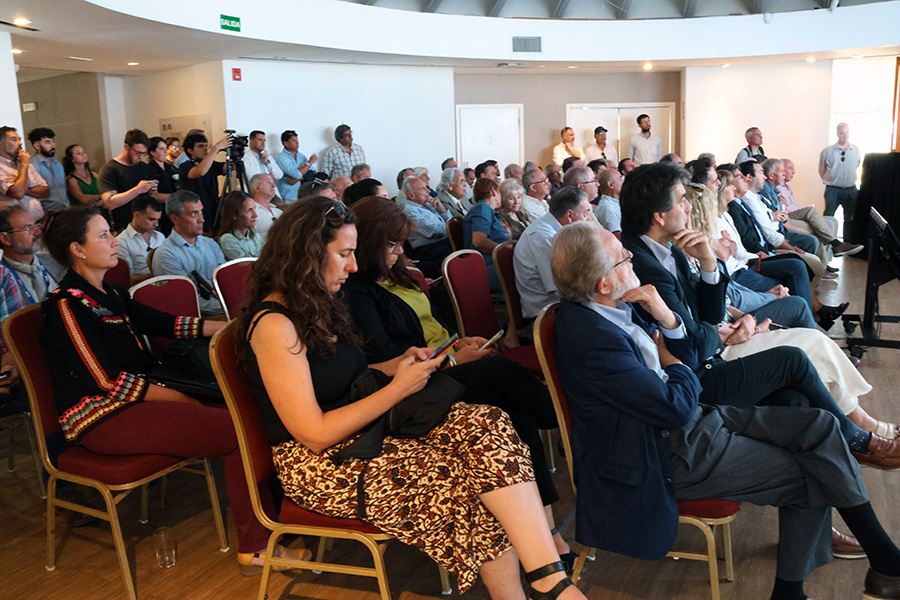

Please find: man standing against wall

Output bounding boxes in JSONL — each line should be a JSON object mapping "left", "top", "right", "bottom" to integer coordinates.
{"left": 98, "top": 129, "right": 158, "bottom": 232}
{"left": 242, "top": 130, "right": 284, "bottom": 201}
{"left": 275, "top": 129, "right": 316, "bottom": 203}
{"left": 584, "top": 125, "right": 618, "bottom": 166}
{"left": 628, "top": 114, "right": 662, "bottom": 166}
{"left": 28, "top": 128, "right": 68, "bottom": 212}
{"left": 0, "top": 126, "right": 47, "bottom": 218}
{"left": 819, "top": 122, "right": 861, "bottom": 237}
{"left": 736, "top": 127, "right": 767, "bottom": 164}
{"left": 320, "top": 124, "right": 365, "bottom": 179}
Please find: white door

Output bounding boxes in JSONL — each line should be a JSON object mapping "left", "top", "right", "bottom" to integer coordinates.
{"left": 618, "top": 104, "right": 674, "bottom": 161}
{"left": 456, "top": 104, "right": 524, "bottom": 169}
{"left": 567, "top": 103, "right": 675, "bottom": 164}
{"left": 566, "top": 106, "right": 619, "bottom": 159}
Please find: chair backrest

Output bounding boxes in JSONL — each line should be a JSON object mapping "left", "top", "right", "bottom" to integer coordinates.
{"left": 493, "top": 240, "right": 524, "bottom": 345}
{"left": 533, "top": 303, "right": 576, "bottom": 491}
{"left": 104, "top": 257, "right": 131, "bottom": 289}
{"left": 209, "top": 322, "right": 278, "bottom": 529}
{"left": 146, "top": 247, "right": 158, "bottom": 277}
{"left": 129, "top": 276, "right": 201, "bottom": 359}
{"left": 442, "top": 249, "right": 499, "bottom": 339}
{"left": 3, "top": 304, "right": 57, "bottom": 473}
{"left": 446, "top": 217, "right": 464, "bottom": 251}
{"left": 212, "top": 257, "right": 256, "bottom": 321}
{"left": 407, "top": 266, "right": 430, "bottom": 298}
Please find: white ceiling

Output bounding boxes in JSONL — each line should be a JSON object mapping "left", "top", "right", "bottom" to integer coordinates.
{"left": 4, "top": 0, "right": 897, "bottom": 82}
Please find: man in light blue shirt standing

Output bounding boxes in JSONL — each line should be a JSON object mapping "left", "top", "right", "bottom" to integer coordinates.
{"left": 28, "top": 128, "right": 69, "bottom": 212}
{"left": 275, "top": 130, "right": 317, "bottom": 203}
{"left": 152, "top": 190, "right": 225, "bottom": 315}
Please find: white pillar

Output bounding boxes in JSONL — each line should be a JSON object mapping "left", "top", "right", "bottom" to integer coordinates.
{"left": 0, "top": 32, "right": 23, "bottom": 133}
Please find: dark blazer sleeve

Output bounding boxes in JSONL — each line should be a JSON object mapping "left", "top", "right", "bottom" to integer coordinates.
{"left": 623, "top": 234, "right": 724, "bottom": 361}
{"left": 728, "top": 202, "right": 767, "bottom": 254}
{"left": 341, "top": 278, "right": 421, "bottom": 363}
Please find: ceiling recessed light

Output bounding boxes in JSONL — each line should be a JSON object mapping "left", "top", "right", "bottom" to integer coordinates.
{"left": 67, "top": 56, "right": 93, "bottom": 62}
{"left": 643, "top": 62, "right": 653, "bottom": 70}
{"left": 11, "top": 48, "right": 23, "bottom": 54}
{"left": 568, "top": 65, "right": 578, "bottom": 69}
{"left": 852, "top": 54, "right": 863, "bottom": 59}
{"left": 12, "top": 18, "right": 31, "bottom": 26}
{"left": 721, "top": 63, "right": 730, "bottom": 68}
{"left": 127, "top": 62, "right": 139, "bottom": 66}
{"left": 806, "top": 56, "right": 816, "bottom": 63}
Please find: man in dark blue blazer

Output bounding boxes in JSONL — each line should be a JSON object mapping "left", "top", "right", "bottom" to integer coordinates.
{"left": 550, "top": 221, "right": 900, "bottom": 600}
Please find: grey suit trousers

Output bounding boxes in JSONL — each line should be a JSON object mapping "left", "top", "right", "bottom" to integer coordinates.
{"left": 670, "top": 404, "right": 868, "bottom": 582}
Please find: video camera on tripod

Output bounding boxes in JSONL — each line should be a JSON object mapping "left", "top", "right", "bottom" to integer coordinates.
{"left": 223, "top": 129, "right": 249, "bottom": 163}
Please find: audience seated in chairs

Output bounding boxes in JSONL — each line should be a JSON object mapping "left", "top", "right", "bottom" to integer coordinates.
{"left": 497, "top": 179, "right": 532, "bottom": 241}
{"left": 38, "top": 206, "right": 302, "bottom": 576}
{"left": 619, "top": 162, "right": 900, "bottom": 470}
{"left": 235, "top": 196, "right": 589, "bottom": 600}
{"left": 401, "top": 175, "right": 453, "bottom": 278}
{"left": 216, "top": 190, "right": 262, "bottom": 261}
{"left": 343, "top": 196, "right": 571, "bottom": 562}
{"left": 463, "top": 178, "right": 509, "bottom": 293}
{"left": 550, "top": 220, "right": 900, "bottom": 600}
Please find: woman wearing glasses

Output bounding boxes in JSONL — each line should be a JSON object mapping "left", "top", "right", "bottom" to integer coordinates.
{"left": 238, "top": 197, "right": 587, "bottom": 600}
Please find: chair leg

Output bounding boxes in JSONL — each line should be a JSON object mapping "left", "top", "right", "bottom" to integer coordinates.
{"left": 721, "top": 521, "right": 735, "bottom": 582}
{"left": 22, "top": 415, "right": 46, "bottom": 499}
{"left": 438, "top": 564, "right": 453, "bottom": 595}
{"left": 139, "top": 483, "right": 149, "bottom": 524}
{"left": 571, "top": 546, "right": 592, "bottom": 583}
{"left": 699, "top": 521, "right": 721, "bottom": 600}
{"left": 105, "top": 487, "right": 137, "bottom": 600}
{"left": 46, "top": 475, "right": 58, "bottom": 571}
{"left": 312, "top": 537, "right": 328, "bottom": 574}
{"left": 201, "top": 459, "right": 229, "bottom": 551}
{"left": 542, "top": 430, "right": 557, "bottom": 473}
{"left": 256, "top": 535, "right": 280, "bottom": 600}
{"left": 159, "top": 473, "right": 168, "bottom": 510}
{"left": 370, "top": 539, "right": 392, "bottom": 600}
{"left": 6, "top": 419, "right": 13, "bottom": 472}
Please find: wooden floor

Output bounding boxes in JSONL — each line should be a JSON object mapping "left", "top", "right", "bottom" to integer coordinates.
{"left": 2, "top": 253, "right": 899, "bottom": 600}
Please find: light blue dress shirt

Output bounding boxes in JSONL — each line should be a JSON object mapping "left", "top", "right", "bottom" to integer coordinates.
{"left": 513, "top": 212, "right": 563, "bottom": 319}
{"left": 152, "top": 231, "right": 226, "bottom": 314}
{"left": 32, "top": 155, "right": 69, "bottom": 211}
{"left": 275, "top": 150, "right": 311, "bottom": 202}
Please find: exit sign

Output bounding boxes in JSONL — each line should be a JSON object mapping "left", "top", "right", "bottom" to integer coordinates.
{"left": 220, "top": 14, "right": 241, "bottom": 32}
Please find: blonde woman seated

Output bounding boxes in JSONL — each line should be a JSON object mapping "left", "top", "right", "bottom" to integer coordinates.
{"left": 687, "top": 183, "right": 897, "bottom": 440}
{"left": 237, "top": 197, "right": 588, "bottom": 600}
{"left": 497, "top": 179, "right": 532, "bottom": 241}
{"left": 217, "top": 190, "right": 262, "bottom": 260}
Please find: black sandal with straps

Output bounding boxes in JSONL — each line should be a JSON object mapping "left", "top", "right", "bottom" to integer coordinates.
{"left": 526, "top": 560, "right": 575, "bottom": 600}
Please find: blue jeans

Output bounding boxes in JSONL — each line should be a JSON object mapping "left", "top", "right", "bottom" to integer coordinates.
{"left": 824, "top": 185, "right": 858, "bottom": 236}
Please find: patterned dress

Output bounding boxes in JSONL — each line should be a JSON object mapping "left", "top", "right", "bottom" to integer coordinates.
{"left": 245, "top": 302, "right": 534, "bottom": 592}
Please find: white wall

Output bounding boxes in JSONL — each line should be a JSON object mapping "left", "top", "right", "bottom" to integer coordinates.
{"left": 98, "top": 75, "right": 127, "bottom": 161}
{"left": 221, "top": 60, "right": 456, "bottom": 194}
{"left": 0, "top": 33, "right": 23, "bottom": 134}
{"left": 684, "top": 61, "right": 833, "bottom": 210}
{"left": 120, "top": 61, "right": 227, "bottom": 147}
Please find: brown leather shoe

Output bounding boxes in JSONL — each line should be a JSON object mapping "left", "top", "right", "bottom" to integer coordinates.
{"left": 833, "top": 242, "right": 865, "bottom": 257}
{"left": 853, "top": 434, "right": 900, "bottom": 470}
{"left": 832, "top": 527, "right": 866, "bottom": 559}
{"left": 864, "top": 567, "right": 900, "bottom": 599}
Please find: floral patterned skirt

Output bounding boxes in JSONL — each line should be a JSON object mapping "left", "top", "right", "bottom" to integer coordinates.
{"left": 272, "top": 402, "right": 534, "bottom": 592}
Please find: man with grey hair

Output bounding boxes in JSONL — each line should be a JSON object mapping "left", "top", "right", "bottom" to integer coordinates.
{"left": 522, "top": 168, "right": 551, "bottom": 221}
{"left": 319, "top": 124, "right": 366, "bottom": 179}
{"left": 152, "top": 189, "right": 225, "bottom": 314}
{"left": 594, "top": 168, "right": 624, "bottom": 238}
{"left": 350, "top": 163, "right": 371, "bottom": 183}
{"left": 551, "top": 219, "right": 900, "bottom": 600}
{"left": 819, "top": 122, "right": 861, "bottom": 237}
{"left": 736, "top": 127, "right": 766, "bottom": 164}
{"left": 436, "top": 167, "right": 467, "bottom": 219}
{"left": 513, "top": 186, "right": 594, "bottom": 319}
{"left": 563, "top": 166, "right": 600, "bottom": 205}
{"left": 402, "top": 176, "right": 452, "bottom": 273}
{"left": 249, "top": 173, "right": 282, "bottom": 242}
{"left": 503, "top": 163, "right": 524, "bottom": 183}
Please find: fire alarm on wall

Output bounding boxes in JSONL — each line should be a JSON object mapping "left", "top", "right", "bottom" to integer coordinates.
{"left": 232, "top": 68, "right": 241, "bottom": 81}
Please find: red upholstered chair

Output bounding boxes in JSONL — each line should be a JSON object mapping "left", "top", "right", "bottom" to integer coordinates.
{"left": 209, "top": 323, "right": 452, "bottom": 600}
{"left": 129, "top": 275, "right": 201, "bottom": 359}
{"left": 104, "top": 257, "right": 131, "bottom": 289}
{"left": 442, "top": 250, "right": 542, "bottom": 375}
{"left": 3, "top": 304, "right": 228, "bottom": 600}
{"left": 446, "top": 216, "right": 464, "bottom": 251}
{"left": 533, "top": 303, "right": 739, "bottom": 599}
{"left": 492, "top": 241, "right": 527, "bottom": 346}
{"left": 408, "top": 266, "right": 430, "bottom": 298}
{"left": 212, "top": 257, "right": 256, "bottom": 321}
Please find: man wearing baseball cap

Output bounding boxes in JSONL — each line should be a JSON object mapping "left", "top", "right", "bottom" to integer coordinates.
{"left": 584, "top": 125, "right": 618, "bottom": 166}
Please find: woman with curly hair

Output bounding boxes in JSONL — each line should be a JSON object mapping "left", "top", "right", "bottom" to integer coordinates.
{"left": 236, "top": 197, "right": 587, "bottom": 600}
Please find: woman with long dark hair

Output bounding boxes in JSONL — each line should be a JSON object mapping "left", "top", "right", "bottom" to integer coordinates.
{"left": 236, "top": 197, "right": 586, "bottom": 600}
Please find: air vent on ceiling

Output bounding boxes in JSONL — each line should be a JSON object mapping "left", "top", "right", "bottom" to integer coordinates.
{"left": 512, "top": 36, "right": 542, "bottom": 53}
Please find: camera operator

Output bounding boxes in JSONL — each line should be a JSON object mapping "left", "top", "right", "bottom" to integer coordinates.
{"left": 178, "top": 131, "right": 232, "bottom": 232}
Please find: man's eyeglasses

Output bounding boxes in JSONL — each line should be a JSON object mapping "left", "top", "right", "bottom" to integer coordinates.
{"left": 6, "top": 224, "right": 37, "bottom": 234}
{"left": 579, "top": 179, "right": 598, "bottom": 185}
{"left": 612, "top": 249, "right": 633, "bottom": 270}
{"left": 386, "top": 240, "right": 405, "bottom": 254}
